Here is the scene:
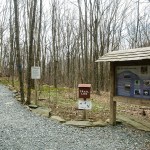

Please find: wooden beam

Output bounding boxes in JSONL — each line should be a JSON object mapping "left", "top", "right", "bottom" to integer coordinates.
{"left": 110, "top": 62, "right": 116, "bottom": 125}
{"left": 114, "top": 96, "right": 150, "bottom": 107}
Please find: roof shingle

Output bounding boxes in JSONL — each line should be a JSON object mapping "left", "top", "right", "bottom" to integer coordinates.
{"left": 96, "top": 47, "right": 150, "bottom": 62}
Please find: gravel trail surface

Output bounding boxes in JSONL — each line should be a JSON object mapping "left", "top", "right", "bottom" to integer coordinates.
{"left": 0, "top": 84, "right": 150, "bottom": 150}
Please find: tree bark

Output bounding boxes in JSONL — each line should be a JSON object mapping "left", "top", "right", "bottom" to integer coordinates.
{"left": 9, "top": 0, "right": 15, "bottom": 87}
{"left": 13, "top": 0, "right": 25, "bottom": 103}
{"left": 26, "top": 0, "right": 37, "bottom": 105}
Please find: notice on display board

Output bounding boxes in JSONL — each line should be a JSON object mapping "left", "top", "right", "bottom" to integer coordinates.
{"left": 116, "top": 65, "right": 150, "bottom": 99}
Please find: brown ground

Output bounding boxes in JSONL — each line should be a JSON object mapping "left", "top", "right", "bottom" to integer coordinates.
{"left": 37, "top": 89, "right": 150, "bottom": 123}
{"left": 1, "top": 77, "right": 150, "bottom": 125}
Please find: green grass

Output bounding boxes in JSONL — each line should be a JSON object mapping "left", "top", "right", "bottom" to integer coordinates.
{"left": 0, "top": 78, "right": 110, "bottom": 120}
{"left": 0, "top": 78, "right": 10, "bottom": 85}
{"left": 38, "top": 85, "right": 108, "bottom": 111}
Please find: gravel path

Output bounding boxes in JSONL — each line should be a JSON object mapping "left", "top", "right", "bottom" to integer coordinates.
{"left": 0, "top": 85, "right": 150, "bottom": 150}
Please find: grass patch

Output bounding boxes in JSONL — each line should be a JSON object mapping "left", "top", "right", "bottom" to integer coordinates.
{"left": 0, "top": 79, "right": 111, "bottom": 121}
{"left": 0, "top": 77, "right": 10, "bottom": 85}
{"left": 35, "top": 85, "right": 110, "bottom": 121}
{"left": 2, "top": 78, "right": 149, "bottom": 123}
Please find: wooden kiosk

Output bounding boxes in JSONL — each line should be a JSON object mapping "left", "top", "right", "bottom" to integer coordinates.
{"left": 96, "top": 47, "right": 150, "bottom": 125}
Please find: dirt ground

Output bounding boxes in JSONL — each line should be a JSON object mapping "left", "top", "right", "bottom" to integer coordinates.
{"left": 37, "top": 89, "right": 150, "bottom": 123}
{"left": 1, "top": 77, "right": 150, "bottom": 127}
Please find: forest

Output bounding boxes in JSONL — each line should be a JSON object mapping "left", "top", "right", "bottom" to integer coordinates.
{"left": 0, "top": 0, "right": 150, "bottom": 104}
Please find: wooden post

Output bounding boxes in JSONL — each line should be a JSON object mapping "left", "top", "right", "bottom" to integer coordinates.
{"left": 35, "top": 79, "right": 38, "bottom": 105}
{"left": 110, "top": 62, "right": 116, "bottom": 125}
{"left": 83, "top": 98, "right": 87, "bottom": 120}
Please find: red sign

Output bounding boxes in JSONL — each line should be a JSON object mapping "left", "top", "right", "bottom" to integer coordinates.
{"left": 78, "top": 84, "right": 91, "bottom": 99}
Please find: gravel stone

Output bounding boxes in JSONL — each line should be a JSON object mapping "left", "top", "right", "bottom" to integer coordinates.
{"left": 0, "top": 85, "right": 150, "bottom": 150}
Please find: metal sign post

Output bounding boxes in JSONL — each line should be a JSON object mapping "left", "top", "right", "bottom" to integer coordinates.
{"left": 31, "top": 66, "right": 41, "bottom": 105}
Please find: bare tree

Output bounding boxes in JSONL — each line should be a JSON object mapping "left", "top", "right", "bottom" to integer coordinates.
{"left": 36, "top": 0, "right": 42, "bottom": 66}
{"left": 13, "top": 0, "right": 25, "bottom": 103}
{"left": 52, "top": 0, "right": 58, "bottom": 88}
{"left": 9, "top": 0, "right": 15, "bottom": 86}
{"left": 26, "top": 0, "right": 37, "bottom": 105}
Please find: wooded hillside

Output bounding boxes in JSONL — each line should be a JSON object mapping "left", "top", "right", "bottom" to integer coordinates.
{"left": 0, "top": 0, "right": 150, "bottom": 103}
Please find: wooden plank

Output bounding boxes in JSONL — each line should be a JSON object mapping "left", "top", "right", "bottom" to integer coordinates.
{"left": 97, "top": 54, "right": 150, "bottom": 60}
{"left": 105, "top": 50, "right": 150, "bottom": 56}
{"left": 110, "top": 62, "right": 116, "bottom": 125}
{"left": 105, "top": 52, "right": 150, "bottom": 58}
{"left": 113, "top": 96, "right": 150, "bottom": 107}
{"left": 104, "top": 52, "right": 150, "bottom": 57}
{"left": 96, "top": 47, "right": 150, "bottom": 62}
{"left": 105, "top": 47, "right": 150, "bottom": 55}
{"left": 114, "top": 60, "right": 150, "bottom": 66}
{"left": 96, "top": 55, "right": 150, "bottom": 62}
{"left": 117, "top": 114, "right": 150, "bottom": 131}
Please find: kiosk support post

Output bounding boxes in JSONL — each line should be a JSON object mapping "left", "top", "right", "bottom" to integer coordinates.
{"left": 110, "top": 62, "right": 116, "bottom": 125}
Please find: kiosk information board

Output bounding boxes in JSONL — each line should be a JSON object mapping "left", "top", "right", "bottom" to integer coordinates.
{"left": 116, "top": 65, "right": 150, "bottom": 99}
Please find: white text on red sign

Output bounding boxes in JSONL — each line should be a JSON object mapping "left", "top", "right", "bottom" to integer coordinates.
{"left": 80, "top": 90, "right": 89, "bottom": 95}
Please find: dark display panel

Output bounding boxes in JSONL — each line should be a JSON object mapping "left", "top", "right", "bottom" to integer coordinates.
{"left": 116, "top": 66, "right": 150, "bottom": 99}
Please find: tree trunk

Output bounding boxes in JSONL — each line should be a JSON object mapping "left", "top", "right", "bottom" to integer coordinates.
{"left": 52, "top": 1, "right": 57, "bottom": 88}
{"left": 84, "top": 0, "right": 88, "bottom": 83}
{"left": 13, "top": 0, "right": 25, "bottom": 103}
{"left": 36, "top": 0, "right": 42, "bottom": 66}
{"left": 9, "top": 0, "right": 15, "bottom": 87}
{"left": 26, "top": 0, "right": 37, "bottom": 105}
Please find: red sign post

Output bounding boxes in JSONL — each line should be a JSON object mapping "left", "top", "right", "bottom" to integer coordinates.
{"left": 78, "top": 84, "right": 91, "bottom": 120}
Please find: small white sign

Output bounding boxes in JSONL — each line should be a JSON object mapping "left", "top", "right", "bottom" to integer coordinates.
{"left": 31, "top": 66, "right": 41, "bottom": 79}
{"left": 78, "top": 100, "right": 92, "bottom": 110}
